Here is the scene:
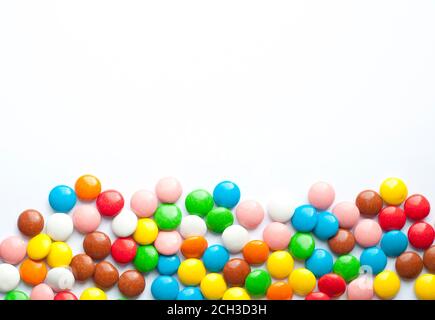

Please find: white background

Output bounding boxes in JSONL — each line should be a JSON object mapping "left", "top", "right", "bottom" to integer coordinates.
{"left": 1, "top": 0, "right": 435, "bottom": 300}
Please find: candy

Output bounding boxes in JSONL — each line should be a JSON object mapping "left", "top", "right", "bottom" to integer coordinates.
{"left": 17, "top": 209, "right": 44, "bottom": 237}
{"left": 266, "top": 250, "right": 294, "bottom": 279}
{"left": 19, "top": 258, "right": 47, "bottom": 285}
{"left": 308, "top": 181, "right": 335, "bottom": 210}
{"left": 0, "top": 236, "right": 26, "bottom": 265}
{"left": 395, "top": 251, "right": 423, "bottom": 279}
{"left": 94, "top": 261, "right": 119, "bottom": 289}
{"left": 111, "top": 237, "right": 137, "bottom": 264}
{"left": 96, "top": 190, "right": 124, "bottom": 217}
{"left": 157, "top": 255, "right": 180, "bottom": 276}
{"left": 72, "top": 205, "right": 101, "bottom": 234}
{"left": 305, "top": 249, "right": 333, "bottom": 278}
{"left": 151, "top": 275, "right": 179, "bottom": 300}
{"left": 48, "top": 185, "right": 77, "bottom": 213}
{"left": 266, "top": 195, "right": 295, "bottom": 223}
{"left": 328, "top": 229, "right": 355, "bottom": 255}
{"left": 245, "top": 270, "right": 271, "bottom": 297}
{"left": 75, "top": 174, "right": 101, "bottom": 201}
{"left": 288, "top": 268, "right": 316, "bottom": 296}
{"left": 118, "top": 270, "right": 145, "bottom": 297}
{"left": 378, "top": 206, "right": 406, "bottom": 231}
{"left": 423, "top": 246, "right": 435, "bottom": 273}
{"left": 266, "top": 282, "right": 293, "bottom": 300}
{"left": 354, "top": 219, "right": 382, "bottom": 248}
{"left": 236, "top": 200, "right": 265, "bottom": 228}
{"left": 179, "top": 215, "right": 207, "bottom": 239}
{"left": 404, "top": 194, "right": 430, "bottom": 220}
{"left": 360, "top": 247, "right": 387, "bottom": 274}
{"left": 45, "top": 213, "right": 73, "bottom": 242}
{"left": 289, "top": 232, "right": 315, "bottom": 260}
{"left": 45, "top": 267, "right": 75, "bottom": 292}
{"left": 223, "top": 287, "right": 251, "bottom": 300}
{"left": 333, "top": 254, "right": 360, "bottom": 282}
{"left": 134, "top": 245, "right": 159, "bottom": 272}
{"left": 185, "top": 189, "right": 214, "bottom": 217}
{"left": 374, "top": 270, "right": 400, "bottom": 300}
{"left": 408, "top": 221, "right": 435, "bottom": 249}
{"left": 223, "top": 258, "right": 251, "bottom": 286}
{"left": 5, "top": 290, "right": 29, "bottom": 300}
{"left": 332, "top": 201, "right": 360, "bottom": 229}
{"left": 71, "top": 254, "right": 95, "bottom": 281}
{"left": 202, "top": 244, "right": 229, "bottom": 272}
{"left": 111, "top": 210, "right": 138, "bottom": 237}
{"left": 177, "top": 287, "right": 204, "bottom": 300}
{"left": 80, "top": 287, "right": 107, "bottom": 300}
{"left": 54, "top": 292, "right": 78, "bottom": 300}
{"left": 291, "top": 205, "right": 318, "bottom": 232}
{"left": 205, "top": 207, "right": 234, "bottom": 233}
{"left": 200, "top": 273, "right": 228, "bottom": 300}
{"left": 31, "top": 284, "right": 55, "bottom": 300}
{"left": 222, "top": 225, "right": 249, "bottom": 253}
{"left": 47, "top": 241, "right": 73, "bottom": 268}
{"left": 379, "top": 177, "right": 408, "bottom": 205}
{"left": 180, "top": 236, "right": 208, "bottom": 258}
{"left": 242, "top": 240, "right": 270, "bottom": 265}
{"left": 380, "top": 230, "right": 408, "bottom": 257}
{"left": 305, "top": 292, "right": 330, "bottom": 300}
{"left": 318, "top": 273, "right": 346, "bottom": 298}
{"left": 83, "top": 231, "right": 111, "bottom": 260}
{"left": 133, "top": 218, "right": 159, "bottom": 245}
{"left": 27, "top": 233, "right": 52, "bottom": 260}
{"left": 155, "top": 177, "right": 182, "bottom": 204}
{"left": 355, "top": 190, "right": 383, "bottom": 216}
{"left": 177, "top": 258, "right": 206, "bottom": 285}
{"left": 130, "top": 189, "right": 158, "bottom": 218}
{"left": 154, "top": 231, "right": 182, "bottom": 255}
{"left": 213, "top": 181, "right": 241, "bottom": 209}
{"left": 347, "top": 276, "right": 373, "bottom": 300}
{"left": 154, "top": 204, "right": 182, "bottom": 231}
{"left": 262, "top": 222, "right": 291, "bottom": 251}
{"left": 414, "top": 274, "right": 435, "bottom": 300}
{"left": 313, "top": 211, "right": 339, "bottom": 240}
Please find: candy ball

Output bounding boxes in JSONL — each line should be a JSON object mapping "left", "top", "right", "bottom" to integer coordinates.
{"left": 46, "top": 213, "right": 73, "bottom": 242}
{"left": 96, "top": 190, "right": 124, "bottom": 217}
{"left": 179, "top": 215, "right": 207, "bottom": 239}
{"left": 360, "top": 247, "right": 387, "bottom": 274}
{"left": 333, "top": 254, "right": 360, "bottom": 282}
{"left": 19, "top": 258, "right": 47, "bottom": 285}
{"left": 54, "top": 291, "right": 78, "bottom": 300}
{"left": 305, "top": 249, "right": 333, "bottom": 278}
{"left": 0, "top": 236, "right": 26, "bottom": 265}
{"left": 266, "top": 195, "right": 296, "bottom": 223}
{"left": 408, "top": 221, "right": 435, "bottom": 250}
{"left": 222, "top": 225, "right": 249, "bottom": 253}
{"left": 31, "top": 284, "right": 55, "bottom": 300}
{"left": 288, "top": 268, "right": 316, "bottom": 296}
{"left": 223, "top": 258, "right": 251, "bottom": 286}
{"left": 47, "top": 241, "right": 72, "bottom": 268}
{"left": 0, "top": 264, "right": 20, "bottom": 293}
{"left": 177, "top": 258, "right": 206, "bottom": 285}
{"left": 130, "top": 189, "right": 158, "bottom": 218}
{"left": 185, "top": 189, "right": 214, "bottom": 217}
{"left": 313, "top": 211, "right": 339, "bottom": 240}
{"left": 332, "top": 201, "right": 360, "bottom": 229}
{"left": 17, "top": 209, "right": 44, "bottom": 237}
{"left": 45, "top": 267, "right": 75, "bottom": 292}
{"left": 5, "top": 290, "right": 29, "bottom": 300}
{"left": 404, "top": 194, "right": 430, "bottom": 220}
{"left": 378, "top": 206, "right": 406, "bottom": 231}
{"left": 423, "top": 246, "right": 435, "bottom": 273}
{"left": 155, "top": 177, "right": 182, "bottom": 204}
{"left": 267, "top": 250, "right": 294, "bottom": 279}
{"left": 83, "top": 231, "right": 111, "bottom": 260}
{"left": 347, "top": 277, "right": 374, "bottom": 300}
{"left": 80, "top": 287, "right": 107, "bottom": 300}
{"left": 27, "top": 233, "right": 52, "bottom": 260}
{"left": 133, "top": 218, "right": 158, "bottom": 245}
{"left": 245, "top": 270, "right": 271, "bottom": 297}
{"left": 111, "top": 237, "right": 137, "bottom": 264}
{"left": 223, "top": 287, "right": 251, "bottom": 300}
{"left": 354, "top": 219, "right": 382, "bottom": 248}
{"left": 118, "top": 270, "right": 145, "bottom": 297}
{"left": 48, "top": 185, "right": 77, "bottom": 213}
{"left": 414, "top": 274, "right": 435, "bottom": 300}
{"left": 180, "top": 236, "right": 208, "bottom": 258}
{"left": 236, "top": 200, "right": 265, "bottom": 228}
{"left": 111, "top": 210, "right": 138, "bottom": 237}
{"left": 395, "top": 251, "right": 423, "bottom": 279}
{"left": 308, "top": 181, "right": 335, "bottom": 210}
{"left": 305, "top": 292, "right": 330, "bottom": 300}
{"left": 242, "top": 240, "right": 270, "bottom": 265}
{"left": 200, "top": 273, "right": 228, "bottom": 300}
{"left": 328, "top": 229, "right": 356, "bottom": 255}
{"left": 318, "top": 273, "right": 346, "bottom": 298}
{"left": 379, "top": 177, "right": 408, "bottom": 205}
{"left": 75, "top": 174, "right": 101, "bottom": 201}
{"left": 266, "top": 282, "right": 293, "bottom": 300}
{"left": 177, "top": 287, "right": 204, "bottom": 300}
{"left": 205, "top": 207, "right": 234, "bottom": 233}
{"left": 71, "top": 254, "right": 95, "bottom": 281}
{"left": 289, "top": 232, "right": 315, "bottom": 260}
{"left": 291, "top": 205, "right": 318, "bottom": 232}
{"left": 381, "top": 230, "right": 408, "bottom": 257}
{"left": 355, "top": 190, "right": 383, "bottom": 217}
{"left": 263, "top": 222, "right": 292, "bottom": 251}
{"left": 154, "top": 204, "right": 182, "bottom": 231}
{"left": 72, "top": 206, "right": 101, "bottom": 234}
{"left": 202, "top": 244, "right": 230, "bottom": 272}
{"left": 133, "top": 245, "right": 159, "bottom": 273}
{"left": 157, "top": 255, "right": 180, "bottom": 276}
{"left": 213, "top": 181, "right": 241, "bottom": 209}
{"left": 154, "top": 231, "right": 182, "bottom": 256}
{"left": 374, "top": 270, "right": 400, "bottom": 300}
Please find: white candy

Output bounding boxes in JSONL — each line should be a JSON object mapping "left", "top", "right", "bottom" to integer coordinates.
{"left": 0, "top": 263, "right": 20, "bottom": 292}
{"left": 222, "top": 225, "right": 249, "bottom": 253}
{"left": 46, "top": 213, "right": 74, "bottom": 241}
{"left": 267, "top": 195, "right": 296, "bottom": 223}
{"left": 179, "top": 215, "right": 207, "bottom": 238}
{"left": 111, "top": 210, "right": 138, "bottom": 237}
{"left": 45, "top": 267, "right": 75, "bottom": 292}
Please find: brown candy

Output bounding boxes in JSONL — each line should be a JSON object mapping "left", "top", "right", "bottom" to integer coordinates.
{"left": 395, "top": 251, "right": 423, "bottom": 279}
{"left": 355, "top": 190, "right": 383, "bottom": 217}
{"left": 328, "top": 229, "right": 356, "bottom": 255}
{"left": 118, "top": 270, "right": 145, "bottom": 297}
{"left": 223, "top": 258, "right": 251, "bottom": 286}
{"left": 71, "top": 254, "right": 95, "bottom": 281}
{"left": 423, "top": 245, "right": 435, "bottom": 273}
{"left": 17, "top": 209, "right": 44, "bottom": 237}
{"left": 94, "top": 261, "right": 119, "bottom": 289}
{"left": 83, "top": 231, "right": 111, "bottom": 260}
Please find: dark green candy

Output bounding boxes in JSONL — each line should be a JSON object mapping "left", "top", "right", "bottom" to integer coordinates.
{"left": 245, "top": 270, "right": 271, "bottom": 296}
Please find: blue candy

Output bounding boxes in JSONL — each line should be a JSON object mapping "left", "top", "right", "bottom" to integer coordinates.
{"left": 177, "top": 287, "right": 204, "bottom": 300}
{"left": 157, "top": 255, "right": 181, "bottom": 276}
{"left": 305, "top": 248, "right": 333, "bottom": 278}
{"left": 213, "top": 181, "right": 241, "bottom": 208}
{"left": 360, "top": 247, "right": 387, "bottom": 274}
{"left": 48, "top": 185, "right": 77, "bottom": 213}
{"left": 151, "top": 276, "right": 180, "bottom": 300}
{"left": 291, "top": 205, "right": 318, "bottom": 232}
{"left": 313, "top": 212, "right": 339, "bottom": 240}
{"left": 202, "top": 244, "right": 229, "bottom": 272}
{"left": 381, "top": 230, "right": 408, "bottom": 257}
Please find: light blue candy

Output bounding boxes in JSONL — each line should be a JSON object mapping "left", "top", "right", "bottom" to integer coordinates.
{"left": 48, "top": 185, "right": 77, "bottom": 213}
{"left": 360, "top": 247, "right": 387, "bottom": 275}
{"left": 177, "top": 287, "right": 204, "bottom": 300}
{"left": 305, "top": 248, "right": 333, "bottom": 278}
{"left": 291, "top": 205, "right": 318, "bottom": 232}
{"left": 202, "top": 244, "right": 229, "bottom": 272}
{"left": 157, "top": 255, "right": 180, "bottom": 276}
{"left": 313, "top": 212, "right": 339, "bottom": 240}
{"left": 381, "top": 230, "right": 408, "bottom": 257}
{"left": 213, "top": 181, "right": 241, "bottom": 208}
{"left": 151, "top": 276, "right": 180, "bottom": 300}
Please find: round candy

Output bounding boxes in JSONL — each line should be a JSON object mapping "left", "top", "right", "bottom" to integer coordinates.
{"left": 45, "top": 267, "right": 75, "bottom": 292}
{"left": 423, "top": 246, "right": 435, "bottom": 273}
{"left": 48, "top": 185, "right": 77, "bottom": 213}
{"left": 47, "top": 241, "right": 73, "bottom": 268}
{"left": 19, "top": 258, "right": 47, "bottom": 286}
{"left": 54, "top": 291, "right": 78, "bottom": 300}
{"left": 185, "top": 189, "right": 214, "bottom": 217}
{"left": 404, "top": 194, "right": 430, "bottom": 220}
{"left": 180, "top": 236, "right": 208, "bottom": 258}
{"left": 46, "top": 213, "right": 73, "bottom": 242}
{"left": 5, "top": 290, "right": 29, "bottom": 300}
{"left": 333, "top": 255, "right": 360, "bottom": 282}
{"left": 236, "top": 200, "right": 265, "bottom": 228}
{"left": 111, "top": 237, "right": 137, "bottom": 264}
{"left": 408, "top": 221, "right": 435, "bottom": 250}
{"left": 381, "top": 230, "right": 408, "bottom": 257}
{"left": 223, "top": 287, "right": 251, "bottom": 300}
{"left": 154, "top": 204, "right": 182, "bottom": 231}
{"left": 96, "top": 190, "right": 124, "bottom": 217}
{"left": 318, "top": 273, "right": 346, "bottom": 298}
{"left": 118, "top": 270, "right": 145, "bottom": 297}
{"left": 134, "top": 245, "right": 159, "bottom": 272}
{"left": 395, "top": 251, "right": 423, "bottom": 279}
{"left": 71, "top": 254, "right": 95, "bottom": 281}
{"left": 0, "top": 236, "right": 26, "bottom": 265}
{"left": 291, "top": 205, "right": 318, "bottom": 232}
{"left": 31, "top": 284, "right": 55, "bottom": 300}
{"left": 17, "top": 209, "right": 44, "bottom": 237}
{"left": 177, "top": 258, "right": 206, "bottom": 285}
{"left": 289, "top": 232, "right": 315, "bottom": 260}
{"left": 200, "top": 273, "right": 228, "bottom": 300}
{"left": 266, "top": 195, "right": 296, "bottom": 223}
{"left": 75, "top": 174, "right": 101, "bottom": 201}
{"left": 354, "top": 219, "right": 382, "bottom": 248}
{"left": 27, "top": 233, "right": 52, "bottom": 260}
{"left": 378, "top": 206, "right": 406, "bottom": 231}
{"left": 151, "top": 276, "right": 179, "bottom": 300}
{"left": 305, "top": 249, "right": 333, "bottom": 278}
{"left": 179, "top": 215, "right": 207, "bottom": 239}
{"left": 72, "top": 205, "right": 101, "bottom": 234}
{"left": 223, "top": 258, "right": 251, "bottom": 286}
{"left": 332, "top": 201, "right": 360, "bottom": 229}
{"left": 111, "top": 210, "right": 138, "bottom": 237}
{"left": 328, "top": 229, "right": 356, "bottom": 255}
{"left": 267, "top": 250, "right": 294, "bottom": 279}
{"left": 313, "top": 211, "right": 339, "bottom": 240}
{"left": 308, "top": 181, "right": 335, "bottom": 210}
{"left": 155, "top": 177, "right": 182, "bottom": 204}
{"left": 205, "top": 207, "right": 234, "bottom": 233}
{"left": 133, "top": 218, "right": 158, "bottom": 245}
{"left": 242, "top": 240, "right": 270, "bottom": 265}
{"left": 157, "top": 255, "right": 180, "bottom": 276}
{"left": 355, "top": 190, "right": 383, "bottom": 216}
{"left": 262, "top": 222, "right": 291, "bottom": 251}
{"left": 202, "top": 244, "right": 229, "bottom": 272}
{"left": 83, "top": 231, "right": 111, "bottom": 260}
{"left": 266, "top": 282, "right": 293, "bottom": 300}
{"left": 379, "top": 177, "right": 408, "bottom": 205}
{"left": 130, "top": 189, "right": 158, "bottom": 218}
{"left": 374, "top": 270, "right": 400, "bottom": 300}
{"left": 213, "top": 181, "right": 241, "bottom": 209}
{"left": 245, "top": 270, "right": 271, "bottom": 297}
{"left": 154, "top": 231, "right": 182, "bottom": 255}
{"left": 347, "top": 277, "right": 374, "bottom": 300}
{"left": 222, "top": 225, "right": 249, "bottom": 253}
{"left": 415, "top": 274, "right": 435, "bottom": 300}
{"left": 288, "top": 268, "right": 316, "bottom": 296}
{"left": 80, "top": 287, "right": 107, "bottom": 300}
{"left": 305, "top": 292, "right": 330, "bottom": 300}
{"left": 94, "top": 261, "right": 119, "bottom": 289}
{"left": 177, "top": 287, "right": 204, "bottom": 300}
{"left": 360, "top": 247, "right": 387, "bottom": 275}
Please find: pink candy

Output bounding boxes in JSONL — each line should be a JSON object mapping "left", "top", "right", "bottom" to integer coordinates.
{"left": 0, "top": 236, "right": 26, "bottom": 265}
{"left": 154, "top": 231, "right": 182, "bottom": 255}
{"left": 263, "top": 222, "right": 292, "bottom": 250}
{"left": 72, "top": 205, "right": 101, "bottom": 234}
{"left": 30, "top": 283, "right": 55, "bottom": 300}
{"left": 236, "top": 200, "right": 265, "bottom": 229}
{"left": 347, "top": 277, "right": 374, "bottom": 300}
{"left": 308, "top": 181, "right": 335, "bottom": 210}
{"left": 354, "top": 219, "right": 382, "bottom": 247}
{"left": 155, "top": 177, "right": 182, "bottom": 204}
{"left": 332, "top": 201, "right": 360, "bottom": 229}
{"left": 130, "top": 190, "right": 158, "bottom": 217}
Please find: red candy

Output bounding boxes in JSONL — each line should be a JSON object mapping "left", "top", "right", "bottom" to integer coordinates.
{"left": 404, "top": 194, "right": 430, "bottom": 220}
{"left": 408, "top": 222, "right": 435, "bottom": 250}
{"left": 318, "top": 273, "right": 346, "bottom": 298}
{"left": 305, "top": 292, "right": 330, "bottom": 300}
{"left": 54, "top": 291, "right": 78, "bottom": 300}
{"left": 111, "top": 237, "right": 137, "bottom": 264}
{"left": 96, "top": 190, "right": 124, "bottom": 217}
{"left": 378, "top": 206, "right": 406, "bottom": 231}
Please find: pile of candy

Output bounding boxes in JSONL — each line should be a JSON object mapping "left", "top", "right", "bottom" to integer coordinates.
{"left": 0, "top": 175, "right": 434, "bottom": 300}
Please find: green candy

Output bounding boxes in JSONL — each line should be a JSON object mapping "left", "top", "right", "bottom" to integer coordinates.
{"left": 154, "top": 204, "right": 182, "bottom": 230}
{"left": 4, "top": 290, "right": 29, "bottom": 300}
{"left": 289, "top": 232, "right": 315, "bottom": 260}
{"left": 333, "top": 254, "right": 360, "bottom": 282}
{"left": 205, "top": 207, "right": 234, "bottom": 233}
{"left": 185, "top": 189, "right": 214, "bottom": 217}
{"left": 245, "top": 270, "right": 271, "bottom": 296}
{"left": 134, "top": 245, "right": 159, "bottom": 273}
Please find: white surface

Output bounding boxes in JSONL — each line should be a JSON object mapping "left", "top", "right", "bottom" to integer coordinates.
{"left": 0, "top": 0, "right": 435, "bottom": 300}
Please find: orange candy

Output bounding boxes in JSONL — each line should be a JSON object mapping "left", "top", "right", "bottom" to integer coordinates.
{"left": 180, "top": 236, "right": 208, "bottom": 259}
{"left": 242, "top": 240, "right": 270, "bottom": 265}
{"left": 266, "top": 281, "right": 293, "bottom": 300}
{"left": 20, "top": 258, "right": 48, "bottom": 286}
{"left": 75, "top": 175, "right": 102, "bottom": 201}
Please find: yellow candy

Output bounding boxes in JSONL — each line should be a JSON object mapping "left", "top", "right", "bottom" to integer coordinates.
{"left": 200, "top": 273, "right": 227, "bottom": 300}
{"left": 80, "top": 287, "right": 107, "bottom": 300}
{"left": 222, "top": 287, "right": 251, "bottom": 300}
{"left": 374, "top": 270, "right": 400, "bottom": 300}
{"left": 47, "top": 242, "right": 72, "bottom": 268}
{"left": 27, "top": 233, "right": 52, "bottom": 260}
{"left": 177, "top": 258, "right": 206, "bottom": 286}
{"left": 133, "top": 218, "right": 158, "bottom": 245}
{"left": 379, "top": 177, "right": 408, "bottom": 205}
{"left": 288, "top": 268, "right": 316, "bottom": 296}
{"left": 415, "top": 274, "right": 435, "bottom": 300}
{"left": 266, "top": 251, "right": 294, "bottom": 279}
